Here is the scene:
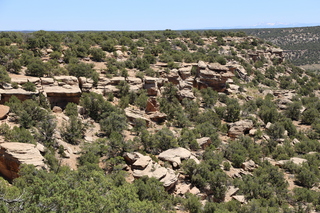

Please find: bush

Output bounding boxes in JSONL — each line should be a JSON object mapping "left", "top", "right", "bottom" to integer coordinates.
{"left": 301, "top": 108, "right": 320, "bottom": 125}
{"left": 64, "top": 102, "right": 78, "bottom": 117}
{"left": 22, "top": 82, "right": 36, "bottom": 92}
{"left": 26, "top": 58, "right": 47, "bottom": 77}
{"left": 62, "top": 115, "right": 86, "bottom": 145}
{"left": 225, "top": 98, "right": 240, "bottom": 122}
{"left": 90, "top": 47, "right": 105, "bottom": 62}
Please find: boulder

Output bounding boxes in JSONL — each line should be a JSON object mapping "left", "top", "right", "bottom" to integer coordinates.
{"left": 109, "top": 77, "right": 125, "bottom": 85}
{"left": 0, "top": 105, "right": 10, "bottom": 120}
{"left": 228, "top": 119, "right": 253, "bottom": 138}
{"left": 276, "top": 157, "right": 307, "bottom": 167}
{"left": 177, "top": 89, "right": 195, "bottom": 100}
{"left": 241, "top": 160, "right": 257, "bottom": 172}
{"left": 224, "top": 186, "right": 239, "bottom": 202}
{"left": 178, "top": 66, "right": 192, "bottom": 80}
{"left": 127, "top": 77, "right": 142, "bottom": 85}
{"left": 232, "top": 195, "right": 246, "bottom": 204}
{"left": 166, "top": 69, "right": 180, "bottom": 85}
{"left": 125, "top": 109, "right": 151, "bottom": 127}
{"left": 144, "top": 84, "right": 158, "bottom": 96}
{"left": 36, "top": 143, "right": 46, "bottom": 153}
{"left": 179, "top": 80, "right": 193, "bottom": 90}
{"left": 0, "top": 142, "right": 46, "bottom": 181}
{"left": 128, "top": 152, "right": 179, "bottom": 190}
{"left": 196, "top": 137, "right": 212, "bottom": 149}
{"left": 198, "top": 61, "right": 207, "bottom": 69}
{"left": 52, "top": 106, "right": 63, "bottom": 113}
{"left": 176, "top": 183, "right": 192, "bottom": 195}
{"left": 160, "top": 168, "right": 179, "bottom": 190}
{"left": 40, "top": 77, "right": 55, "bottom": 85}
{"left": 123, "top": 152, "right": 143, "bottom": 165}
{"left": 132, "top": 155, "right": 152, "bottom": 170}
{"left": 158, "top": 147, "right": 192, "bottom": 167}
{"left": 208, "top": 63, "right": 229, "bottom": 72}
{"left": 148, "top": 112, "right": 167, "bottom": 123}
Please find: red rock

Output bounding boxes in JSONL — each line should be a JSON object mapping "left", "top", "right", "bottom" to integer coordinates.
{"left": 0, "top": 105, "right": 10, "bottom": 120}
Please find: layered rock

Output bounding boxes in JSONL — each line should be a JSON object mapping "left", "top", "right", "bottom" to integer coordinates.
{"left": 0, "top": 88, "right": 38, "bottom": 104}
{"left": 0, "top": 142, "right": 46, "bottom": 181}
{"left": 43, "top": 85, "right": 81, "bottom": 109}
{"left": 195, "top": 61, "right": 235, "bottom": 92}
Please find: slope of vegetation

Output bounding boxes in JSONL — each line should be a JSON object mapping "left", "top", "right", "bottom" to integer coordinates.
{"left": 239, "top": 26, "right": 320, "bottom": 66}
{"left": 0, "top": 29, "right": 320, "bottom": 212}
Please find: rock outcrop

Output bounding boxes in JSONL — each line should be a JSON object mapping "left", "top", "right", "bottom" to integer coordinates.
{"left": 43, "top": 76, "right": 81, "bottom": 108}
{"left": 195, "top": 61, "right": 235, "bottom": 92}
{"left": 228, "top": 119, "right": 253, "bottom": 138}
{"left": 0, "top": 142, "right": 46, "bottom": 181}
{"left": 123, "top": 152, "right": 179, "bottom": 190}
{"left": 0, "top": 88, "right": 38, "bottom": 104}
{"left": 158, "top": 147, "right": 199, "bottom": 168}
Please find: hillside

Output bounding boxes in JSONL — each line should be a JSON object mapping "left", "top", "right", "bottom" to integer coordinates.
{"left": 239, "top": 26, "right": 320, "bottom": 67}
{"left": 0, "top": 30, "right": 320, "bottom": 212}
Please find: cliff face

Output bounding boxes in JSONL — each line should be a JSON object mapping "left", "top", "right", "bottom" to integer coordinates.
{"left": 0, "top": 143, "right": 46, "bottom": 182}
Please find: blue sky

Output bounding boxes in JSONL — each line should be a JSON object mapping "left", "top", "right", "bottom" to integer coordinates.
{"left": 0, "top": 0, "right": 319, "bottom": 31}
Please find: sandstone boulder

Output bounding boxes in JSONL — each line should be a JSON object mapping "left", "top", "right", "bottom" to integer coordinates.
{"left": 125, "top": 109, "right": 151, "bottom": 127}
{"left": 0, "top": 105, "right": 10, "bottom": 120}
{"left": 224, "top": 186, "right": 239, "bottom": 202}
{"left": 276, "top": 157, "right": 307, "bottom": 167}
{"left": 208, "top": 63, "right": 229, "bottom": 72}
{"left": 127, "top": 152, "right": 179, "bottom": 190}
{"left": 177, "top": 89, "right": 195, "bottom": 100}
{"left": 158, "top": 147, "right": 192, "bottom": 168}
{"left": 196, "top": 137, "right": 212, "bottom": 149}
{"left": 160, "top": 168, "right": 178, "bottom": 190}
{"left": 228, "top": 119, "right": 253, "bottom": 138}
{"left": 0, "top": 142, "right": 46, "bottom": 181}
{"left": 241, "top": 160, "right": 257, "bottom": 172}
{"left": 178, "top": 66, "right": 192, "bottom": 80}
{"left": 232, "top": 195, "right": 246, "bottom": 204}
{"left": 148, "top": 112, "right": 167, "bottom": 123}
{"left": 198, "top": 61, "right": 207, "bottom": 69}
{"left": 132, "top": 155, "right": 152, "bottom": 170}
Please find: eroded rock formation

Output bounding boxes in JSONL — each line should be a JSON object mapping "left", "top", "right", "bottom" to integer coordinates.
{"left": 0, "top": 142, "right": 46, "bottom": 181}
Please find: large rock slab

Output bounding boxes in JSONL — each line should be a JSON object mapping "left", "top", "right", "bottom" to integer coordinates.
{"left": 228, "top": 119, "right": 253, "bottom": 138}
{"left": 0, "top": 88, "right": 38, "bottom": 104}
{"left": 158, "top": 147, "right": 192, "bottom": 167}
{"left": 43, "top": 85, "right": 81, "bottom": 108}
{"left": 0, "top": 142, "right": 46, "bottom": 181}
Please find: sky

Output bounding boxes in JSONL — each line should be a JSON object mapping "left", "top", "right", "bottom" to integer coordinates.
{"left": 0, "top": 0, "right": 319, "bottom": 31}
